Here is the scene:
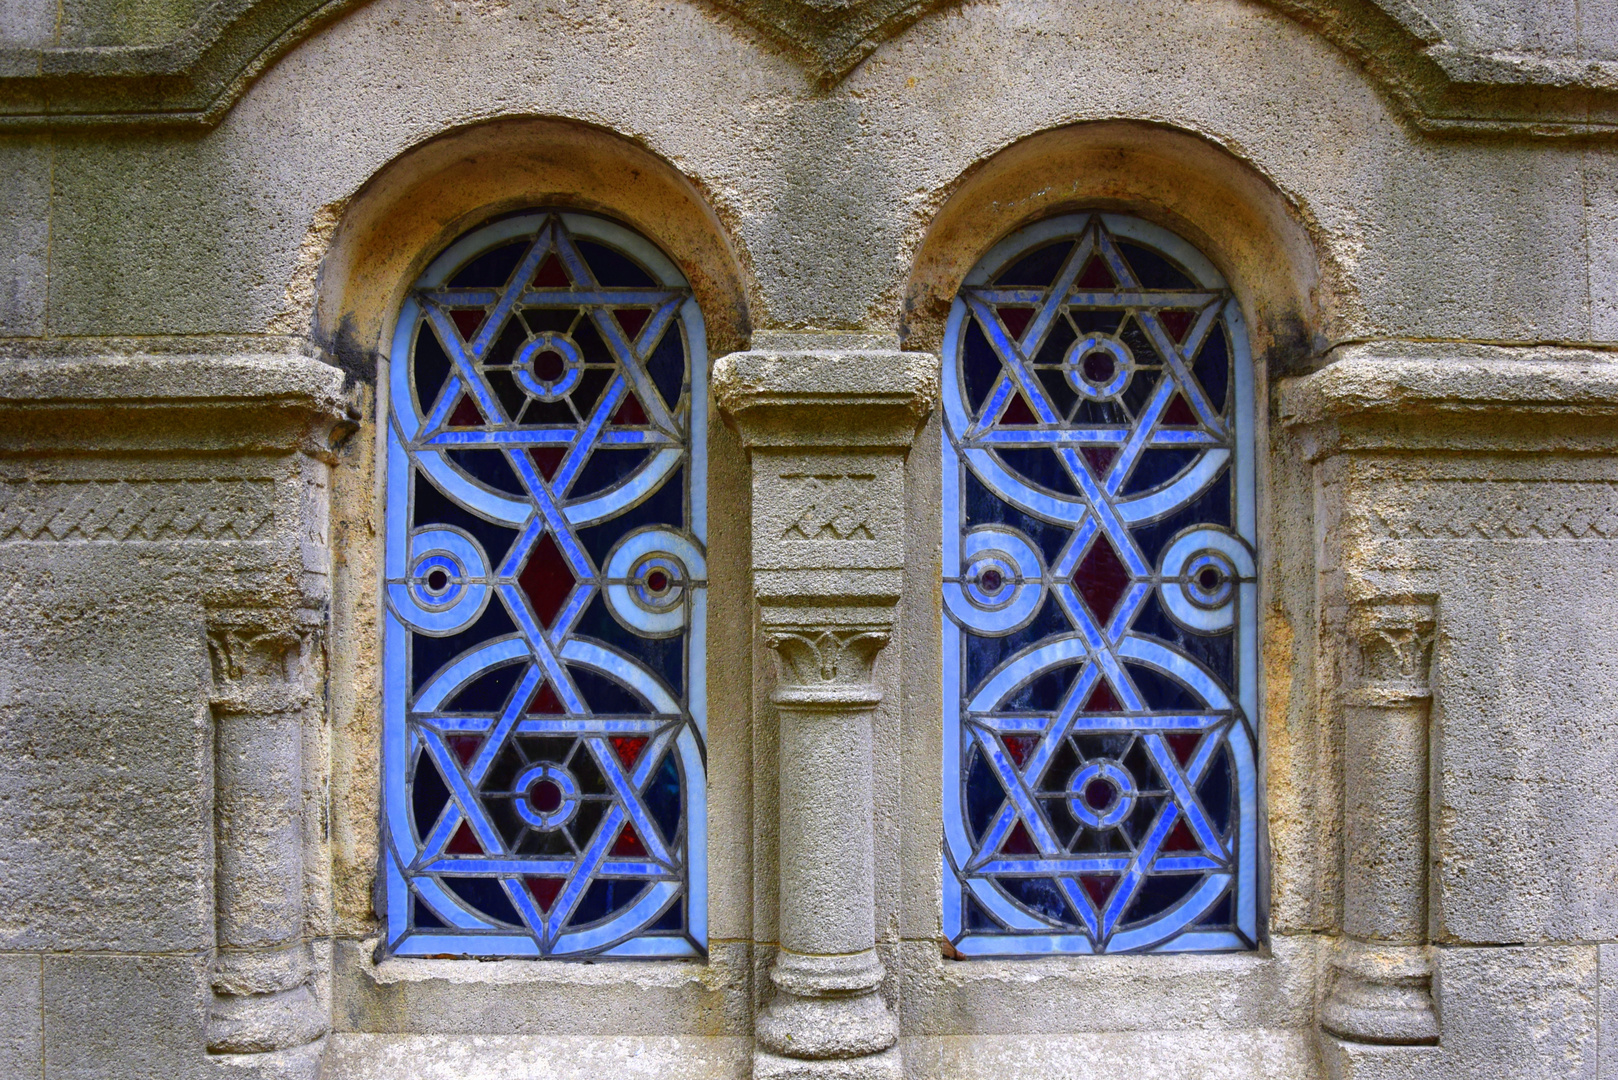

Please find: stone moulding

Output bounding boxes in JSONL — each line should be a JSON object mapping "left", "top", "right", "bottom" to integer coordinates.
{"left": 0, "top": 350, "right": 355, "bottom": 456}
{"left": 3, "top": 0, "right": 1618, "bottom": 135}
{"left": 0, "top": 476, "right": 278, "bottom": 542}
{"left": 1279, "top": 343, "right": 1618, "bottom": 455}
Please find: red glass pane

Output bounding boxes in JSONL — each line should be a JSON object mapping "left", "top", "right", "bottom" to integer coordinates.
{"left": 1158, "top": 309, "right": 1195, "bottom": 343}
{"left": 531, "top": 254, "right": 569, "bottom": 289}
{"left": 1080, "top": 446, "right": 1117, "bottom": 478}
{"left": 525, "top": 876, "right": 565, "bottom": 912}
{"left": 530, "top": 779, "right": 563, "bottom": 814}
{"left": 528, "top": 447, "right": 565, "bottom": 482}
{"left": 1162, "top": 820, "right": 1198, "bottom": 852}
{"left": 614, "top": 308, "right": 651, "bottom": 340}
{"left": 447, "top": 821, "right": 482, "bottom": 855}
{"left": 1166, "top": 733, "right": 1200, "bottom": 767}
{"left": 1163, "top": 393, "right": 1197, "bottom": 425}
{"left": 612, "top": 392, "right": 649, "bottom": 426}
{"left": 448, "top": 394, "right": 486, "bottom": 427}
{"left": 526, "top": 680, "right": 565, "bottom": 715}
{"left": 450, "top": 309, "right": 486, "bottom": 340}
{"left": 518, "top": 532, "right": 576, "bottom": 629}
{"left": 1073, "top": 537, "right": 1130, "bottom": 625}
{"left": 1083, "top": 680, "right": 1120, "bottom": 712}
{"left": 1001, "top": 392, "right": 1038, "bottom": 425}
{"left": 1075, "top": 256, "right": 1115, "bottom": 290}
{"left": 1002, "top": 735, "right": 1037, "bottom": 769}
{"left": 447, "top": 736, "right": 482, "bottom": 768}
{"left": 611, "top": 736, "right": 648, "bottom": 770}
{"left": 997, "top": 306, "right": 1035, "bottom": 339}
{"left": 611, "top": 824, "right": 648, "bottom": 857}
{"left": 1001, "top": 821, "right": 1038, "bottom": 855}
{"left": 1080, "top": 874, "right": 1118, "bottom": 907}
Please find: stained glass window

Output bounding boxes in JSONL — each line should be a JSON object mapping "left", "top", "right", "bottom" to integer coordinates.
{"left": 941, "top": 213, "right": 1258, "bottom": 956}
{"left": 381, "top": 210, "right": 708, "bottom": 959}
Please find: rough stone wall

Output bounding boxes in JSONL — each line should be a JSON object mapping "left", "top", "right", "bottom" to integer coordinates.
{"left": 0, "top": 0, "right": 1613, "bottom": 1076}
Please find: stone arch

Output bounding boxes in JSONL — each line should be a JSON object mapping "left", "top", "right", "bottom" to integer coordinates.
{"left": 903, "top": 120, "right": 1338, "bottom": 373}
{"left": 316, "top": 115, "right": 754, "bottom": 378}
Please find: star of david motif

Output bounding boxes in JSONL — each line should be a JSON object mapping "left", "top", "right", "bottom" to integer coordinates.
{"left": 380, "top": 211, "right": 708, "bottom": 959}
{"left": 942, "top": 213, "right": 1259, "bottom": 955}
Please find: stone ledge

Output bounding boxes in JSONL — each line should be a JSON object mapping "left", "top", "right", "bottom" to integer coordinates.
{"left": 323, "top": 1033, "right": 752, "bottom": 1080}
{"left": 1279, "top": 343, "right": 1618, "bottom": 455}
{"left": 713, "top": 342, "right": 937, "bottom": 449}
{"left": 333, "top": 938, "right": 752, "bottom": 1036}
{"left": 896, "top": 935, "right": 1318, "bottom": 1034}
{"left": 0, "top": 351, "right": 354, "bottom": 455}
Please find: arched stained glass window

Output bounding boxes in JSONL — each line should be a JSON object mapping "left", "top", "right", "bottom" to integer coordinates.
{"left": 381, "top": 210, "right": 708, "bottom": 959}
{"left": 941, "top": 213, "right": 1257, "bottom": 956}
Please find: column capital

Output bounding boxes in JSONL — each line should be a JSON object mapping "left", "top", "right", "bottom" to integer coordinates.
{"left": 712, "top": 337, "right": 938, "bottom": 450}
{"left": 1347, "top": 596, "right": 1437, "bottom": 706}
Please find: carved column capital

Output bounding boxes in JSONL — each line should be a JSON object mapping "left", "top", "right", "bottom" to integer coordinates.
{"left": 715, "top": 337, "right": 937, "bottom": 637}
{"left": 767, "top": 629, "right": 890, "bottom": 709}
{"left": 1348, "top": 597, "right": 1437, "bottom": 706}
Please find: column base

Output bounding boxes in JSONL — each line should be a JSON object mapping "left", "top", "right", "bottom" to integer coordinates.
{"left": 208, "top": 942, "right": 328, "bottom": 1056}
{"left": 208, "top": 1038, "right": 326, "bottom": 1080}
{"left": 754, "top": 1045, "right": 902, "bottom": 1080}
{"left": 1320, "top": 941, "right": 1439, "bottom": 1046}
{"left": 756, "top": 987, "right": 898, "bottom": 1059}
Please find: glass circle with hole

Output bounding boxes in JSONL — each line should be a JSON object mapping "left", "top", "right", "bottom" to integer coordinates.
{"left": 963, "top": 551, "right": 1020, "bottom": 610}
{"left": 631, "top": 554, "right": 685, "bottom": 614}
{"left": 513, "top": 763, "right": 580, "bottom": 830}
{"left": 1067, "top": 760, "right": 1137, "bottom": 829}
{"left": 1184, "top": 550, "right": 1236, "bottom": 610}
{"left": 1064, "top": 335, "right": 1134, "bottom": 399}
{"left": 513, "top": 332, "right": 584, "bottom": 400}
{"left": 410, "top": 553, "right": 465, "bottom": 609}
{"left": 1157, "top": 527, "right": 1253, "bottom": 634}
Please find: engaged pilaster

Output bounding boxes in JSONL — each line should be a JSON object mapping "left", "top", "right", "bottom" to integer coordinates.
{"left": 1320, "top": 597, "right": 1441, "bottom": 1045}
{"left": 714, "top": 333, "right": 936, "bottom": 1080}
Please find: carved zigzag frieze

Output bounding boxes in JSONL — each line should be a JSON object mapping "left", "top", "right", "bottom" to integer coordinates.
{"left": 0, "top": 478, "right": 277, "bottom": 542}
{"left": 1362, "top": 480, "right": 1618, "bottom": 541}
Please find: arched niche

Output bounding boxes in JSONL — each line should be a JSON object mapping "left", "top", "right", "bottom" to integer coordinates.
{"left": 904, "top": 121, "right": 1338, "bottom": 371}
{"left": 317, "top": 116, "right": 754, "bottom": 373}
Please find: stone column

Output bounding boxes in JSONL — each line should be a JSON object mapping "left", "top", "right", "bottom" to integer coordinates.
{"left": 1321, "top": 597, "right": 1440, "bottom": 1045}
{"left": 206, "top": 608, "right": 330, "bottom": 1076}
{"left": 713, "top": 334, "right": 936, "bottom": 1080}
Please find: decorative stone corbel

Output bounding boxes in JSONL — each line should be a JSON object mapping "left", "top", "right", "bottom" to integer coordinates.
{"left": 713, "top": 333, "right": 937, "bottom": 1080}
{"left": 206, "top": 608, "right": 330, "bottom": 1077}
{"left": 1321, "top": 597, "right": 1440, "bottom": 1045}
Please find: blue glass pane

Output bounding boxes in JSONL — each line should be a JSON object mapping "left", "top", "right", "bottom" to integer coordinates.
{"left": 943, "top": 213, "right": 1258, "bottom": 956}
{"left": 382, "top": 210, "right": 707, "bottom": 959}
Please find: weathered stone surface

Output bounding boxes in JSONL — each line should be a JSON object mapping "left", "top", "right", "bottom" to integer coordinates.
{"left": 15, "top": 0, "right": 1604, "bottom": 348}
{"left": 0, "top": 135, "right": 47, "bottom": 334}
{"left": 334, "top": 940, "right": 753, "bottom": 1036}
{"left": 0, "top": 954, "right": 43, "bottom": 1080}
{"left": 4, "top": 0, "right": 1618, "bottom": 131}
{"left": 323, "top": 1034, "right": 752, "bottom": 1079}
{"left": 43, "top": 954, "right": 211, "bottom": 1080}
{"left": 911, "top": 1029, "right": 1318, "bottom": 1080}
{"left": 896, "top": 936, "right": 1320, "bottom": 1035}
{"left": 0, "top": 0, "right": 1615, "bottom": 1071}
